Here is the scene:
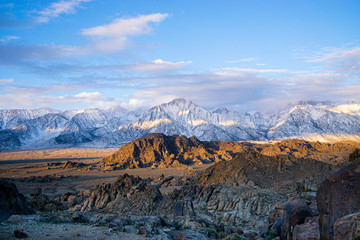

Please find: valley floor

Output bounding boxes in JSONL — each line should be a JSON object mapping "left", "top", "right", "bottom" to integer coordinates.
{"left": 0, "top": 147, "right": 209, "bottom": 196}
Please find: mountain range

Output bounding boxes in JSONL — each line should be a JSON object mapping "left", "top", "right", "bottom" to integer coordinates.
{"left": 1, "top": 98, "right": 360, "bottom": 150}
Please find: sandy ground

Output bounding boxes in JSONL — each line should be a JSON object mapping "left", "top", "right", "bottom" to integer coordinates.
{"left": 0, "top": 217, "right": 145, "bottom": 240}
{"left": 0, "top": 148, "right": 210, "bottom": 196}
{"left": 0, "top": 148, "right": 118, "bottom": 163}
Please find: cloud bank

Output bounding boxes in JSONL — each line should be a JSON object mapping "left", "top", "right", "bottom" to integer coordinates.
{"left": 36, "top": 0, "right": 92, "bottom": 23}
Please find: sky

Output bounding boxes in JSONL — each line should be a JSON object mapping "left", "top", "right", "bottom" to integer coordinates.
{"left": 0, "top": 0, "right": 360, "bottom": 112}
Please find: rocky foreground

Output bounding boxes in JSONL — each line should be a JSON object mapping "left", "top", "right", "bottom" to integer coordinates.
{"left": 1, "top": 147, "right": 360, "bottom": 239}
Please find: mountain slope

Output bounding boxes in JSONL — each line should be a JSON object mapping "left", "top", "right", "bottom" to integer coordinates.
{"left": 0, "top": 99, "right": 360, "bottom": 150}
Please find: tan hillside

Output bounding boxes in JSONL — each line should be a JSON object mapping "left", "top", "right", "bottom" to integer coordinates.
{"left": 99, "top": 133, "right": 360, "bottom": 170}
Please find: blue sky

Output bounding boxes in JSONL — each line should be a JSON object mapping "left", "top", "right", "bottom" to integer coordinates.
{"left": 0, "top": 0, "right": 360, "bottom": 111}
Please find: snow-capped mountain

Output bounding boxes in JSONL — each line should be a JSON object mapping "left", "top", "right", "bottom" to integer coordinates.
{"left": 1, "top": 99, "right": 360, "bottom": 150}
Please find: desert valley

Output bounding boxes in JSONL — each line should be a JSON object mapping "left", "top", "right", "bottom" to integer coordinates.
{"left": 1, "top": 99, "right": 360, "bottom": 239}
{"left": 1, "top": 1, "right": 360, "bottom": 239}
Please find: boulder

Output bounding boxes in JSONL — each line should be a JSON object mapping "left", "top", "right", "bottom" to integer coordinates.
{"left": 27, "top": 194, "right": 65, "bottom": 212}
{"left": 292, "top": 217, "right": 319, "bottom": 240}
{"left": 173, "top": 200, "right": 195, "bottom": 217}
{"left": 71, "top": 212, "right": 88, "bottom": 223}
{"left": 29, "top": 187, "right": 42, "bottom": 196}
{"left": 0, "top": 180, "right": 33, "bottom": 222}
{"left": 280, "top": 198, "right": 313, "bottom": 240}
{"left": 333, "top": 211, "right": 360, "bottom": 240}
{"left": 14, "top": 229, "right": 28, "bottom": 238}
{"left": 316, "top": 152, "right": 360, "bottom": 240}
{"left": 134, "top": 216, "right": 166, "bottom": 235}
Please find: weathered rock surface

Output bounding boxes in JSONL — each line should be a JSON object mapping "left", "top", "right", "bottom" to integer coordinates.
{"left": 292, "top": 217, "right": 320, "bottom": 240}
{"left": 196, "top": 151, "right": 333, "bottom": 189}
{"left": 62, "top": 161, "right": 86, "bottom": 169}
{"left": 333, "top": 211, "right": 360, "bottom": 240}
{"left": 280, "top": 198, "right": 313, "bottom": 240}
{"left": 0, "top": 180, "right": 33, "bottom": 222}
{"left": 168, "top": 184, "right": 286, "bottom": 230}
{"left": 79, "top": 174, "right": 163, "bottom": 214}
{"left": 316, "top": 149, "right": 360, "bottom": 240}
{"left": 27, "top": 194, "right": 66, "bottom": 212}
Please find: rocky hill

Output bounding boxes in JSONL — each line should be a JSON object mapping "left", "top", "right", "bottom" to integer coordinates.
{"left": 100, "top": 133, "right": 249, "bottom": 169}
{"left": 99, "top": 133, "right": 360, "bottom": 170}
{"left": 195, "top": 151, "right": 333, "bottom": 189}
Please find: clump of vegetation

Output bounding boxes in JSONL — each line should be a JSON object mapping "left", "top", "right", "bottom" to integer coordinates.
{"left": 262, "top": 229, "right": 279, "bottom": 240}
{"left": 170, "top": 220, "right": 184, "bottom": 230}
{"left": 200, "top": 227, "right": 226, "bottom": 239}
{"left": 225, "top": 233, "right": 249, "bottom": 240}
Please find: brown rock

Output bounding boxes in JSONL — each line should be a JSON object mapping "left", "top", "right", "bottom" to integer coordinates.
{"left": 316, "top": 153, "right": 360, "bottom": 240}
{"left": 173, "top": 200, "right": 195, "bottom": 217}
{"left": 281, "top": 198, "right": 313, "bottom": 240}
{"left": 136, "top": 227, "right": 150, "bottom": 235}
{"left": 0, "top": 180, "right": 33, "bottom": 222}
{"left": 62, "top": 161, "right": 85, "bottom": 169}
{"left": 14, "top": 229, "right": 28, "bottom": 238}
{"left": 29, "top": 187, "right": 42, "bottom": 196}
{"left": 196, "top": 151, "right": 332, "bottom": 188}
{"left": 268, "top": 207, "right": 284, "bottom": 225}
{"left": 80, "top": 174, "right": 163, "bottom": 214}
{"left": 292, "top": 217, "right": 319, "bottom": 240}
{"left": 333, "top": 212, "right": 360, "bottom": 240}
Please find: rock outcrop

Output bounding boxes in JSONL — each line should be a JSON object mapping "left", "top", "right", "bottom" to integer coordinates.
{"left": 100, "top": 133, "right": 246, "bottom": 169}
{"left": 99, "top": 133, "right": 359, "bottom": 170}
{"left": 333, "top": 211, "right": 360, "bottom": 240}
{"left": 280, "top": 198, "right": 313, "bottom": 240}
{"left": 196, "top": 151, "right": 333, "bottom": 189}
{"left": 316, "top": 149, "right": 360, "bottom": 240}
{"left": 79, "top": 174, "right": 163, "bottom": 214}
{"left": 0, "top": 180, "right": 33, "bottom": 222}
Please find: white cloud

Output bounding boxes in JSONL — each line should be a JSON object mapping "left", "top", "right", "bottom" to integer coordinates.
{"left": 4, "top": 84, "right": 87, "bottom": 95}
{"left": 222, "top": 67, "right": 288, "bottom": 73}
{"left": 0, "top": 91, "right": 121, "bottom": 109}
{"left": 0, "top": 13, "right": 169, "bottom": 64}
{"left": 80, "top": 13, "right": 168, "bottom": 53}
{"left": 226, "top": 58, "right": 257, "bottom": 63}
{"left": 0, "top": 35, "right": 19, "bottom": 42}
{"left": 36, "top": 0, "right": 91, "bottom": 23}
{"left": 0, "top": 78, "right": 14, "bottom": 84}
{"left": 306, "top": 46, "right": 360, "bottom": 74}
{"left": 127, "top": 59, "right": 191, "bottom": 72}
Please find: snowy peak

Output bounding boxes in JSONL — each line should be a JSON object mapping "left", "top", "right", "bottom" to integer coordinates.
{"left": 158, "top": 98, "right": 204, "bottom": 117}
{"left": 0, "top": 99, "right": 360, "bottom": 150}
{"left": 325, "top": 103, "right": 360, "bottom": 116}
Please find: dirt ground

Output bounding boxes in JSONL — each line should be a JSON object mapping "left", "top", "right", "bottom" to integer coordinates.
{"left": 0, "top": 215, "right": 146, "bottom": 240}
{"left": 0, "top": 148, "right": 210, "bottom": 196}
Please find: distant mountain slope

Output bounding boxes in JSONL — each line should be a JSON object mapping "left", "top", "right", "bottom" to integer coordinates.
{"left": 1, "top": 98, "right": 360, "bottom": 150}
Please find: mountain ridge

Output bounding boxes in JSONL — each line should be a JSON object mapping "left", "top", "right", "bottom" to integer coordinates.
{"left": 1, "top": 98, "right": 360, "bottom": 150}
